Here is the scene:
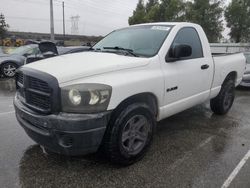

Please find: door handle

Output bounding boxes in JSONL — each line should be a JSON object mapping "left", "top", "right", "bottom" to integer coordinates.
{"left": 201, "top": 64, "right": 209, "bottom": 70}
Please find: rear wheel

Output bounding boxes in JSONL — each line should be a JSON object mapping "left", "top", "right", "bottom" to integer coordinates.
{"left": 1, "top": 62, "right": 18, "bottom": 78}
{"left": 102, "top": 103, "right": 155, "bottom": 165}
{"left": 210, "top": 79, "right": 235, "bottom": 115}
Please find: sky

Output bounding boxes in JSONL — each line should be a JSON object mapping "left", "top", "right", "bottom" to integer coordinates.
{"left": 0, "top": 0, "right": 230, "bottom": 37}
{"left": 0, "top": 0, "right": 138, "bottom": 36}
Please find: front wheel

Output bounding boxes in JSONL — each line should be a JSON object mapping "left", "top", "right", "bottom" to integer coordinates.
{"left": 210, "top": 79, "right": 235, "bottom": 115}
{"left": 1, "top": 62, "right": 18, "bottom": 78}
{"left": 102, "top": 103, "right": 155, "bottom": 165}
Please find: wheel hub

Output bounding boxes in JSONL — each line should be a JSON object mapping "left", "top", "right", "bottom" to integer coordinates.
{"left": 3, "top": 64, "right": 16, "bottom": 77}
{"left": 121, "top": 115, "right": 150, "bottom": 155}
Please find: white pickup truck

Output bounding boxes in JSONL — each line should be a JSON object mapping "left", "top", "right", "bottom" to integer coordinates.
{"left": 14, "top": 22, "right": 246, "bottom": 165}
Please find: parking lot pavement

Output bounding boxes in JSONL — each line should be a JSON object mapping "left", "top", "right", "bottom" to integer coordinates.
{"left": 1, "top": 79, "right": 250, "bottom": 188}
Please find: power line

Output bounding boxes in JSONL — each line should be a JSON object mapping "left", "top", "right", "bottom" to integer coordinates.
{"left": 5, "top": 16, "right": 70, "bottom": 22}
{"left": 4, "top": 0, "right": 136, "bottom": 35}
{"left": 8, "top": 0, "right": 62, "bottom": 7}
{"left": 57, "top": 0, "right": 132, "bottom": 17}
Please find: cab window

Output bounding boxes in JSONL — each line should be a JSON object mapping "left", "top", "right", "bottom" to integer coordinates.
{"left": 171, "top": 27, "right": 203, "bottom": 59}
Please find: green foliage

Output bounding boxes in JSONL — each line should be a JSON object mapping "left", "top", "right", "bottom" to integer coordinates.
{"left": 129, "top": 0, "right": 224, "bottom": 42}
{"left": 225, "top": 0, "right": 250, "bottom": 43}
{"left": 0, "top": 13, "right": 9, "bottom": 40}
{"left": 129, "top": 0, "right": 186, "bottom": 25}
{"left": 158, "top": 0, "right": 186, "bottom": 22}
{"left": 144, "top": 0, "right": 160, "bottom": 22}
{"left": 185, "top": 0, "right": 224, "bottom": 42}
{"left": 128, "top": 0, "right": 146, "bottom": 25}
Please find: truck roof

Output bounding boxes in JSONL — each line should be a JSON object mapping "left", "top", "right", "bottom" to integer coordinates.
{"left": 131, "top": 22, "right": 200, "bottom": 28}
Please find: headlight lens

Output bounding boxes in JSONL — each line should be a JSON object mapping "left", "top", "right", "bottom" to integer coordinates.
{"left": 68, "top": 89, "right": 81, "bottom": 106}
{"left": 61, "top": 84, "right": 112, "bottom": 113}
{"left": 89, "top": 90, "right": 100, "bottom": 105}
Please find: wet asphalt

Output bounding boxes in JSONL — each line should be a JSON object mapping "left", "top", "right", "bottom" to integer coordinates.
{"left": 1, "top": 78, "right": 250, "bottom": 188}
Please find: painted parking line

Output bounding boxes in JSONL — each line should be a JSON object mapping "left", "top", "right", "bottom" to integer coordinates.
{"left": 221, "top": 149, "right": 250, "bottom": 188}
{"left": 0, "top": 111, "right": 15, "bottom": 116}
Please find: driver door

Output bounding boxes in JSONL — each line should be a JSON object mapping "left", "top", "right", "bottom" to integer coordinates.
{"left": 161, "top": 27, "right": 213, "bottom": 117}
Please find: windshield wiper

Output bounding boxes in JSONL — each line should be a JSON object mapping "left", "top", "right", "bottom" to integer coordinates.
{"left": 89, "top": 47, "right": 101, "bottom": 51}
{"left": 103, "top": 46, "right": 139, "bottom": 57}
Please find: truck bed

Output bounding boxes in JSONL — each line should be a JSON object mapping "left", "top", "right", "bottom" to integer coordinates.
{"left": 212, "top": 53, "right": 246, "bottom": 89}
{"left": 212, "top": 52, "right": 242, "bottom": 56}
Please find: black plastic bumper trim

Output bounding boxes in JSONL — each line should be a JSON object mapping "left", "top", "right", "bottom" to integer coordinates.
{"left": 14, "top": 96, "right": 112, "bottom": 156}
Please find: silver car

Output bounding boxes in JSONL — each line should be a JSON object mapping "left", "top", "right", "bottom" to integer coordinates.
{"left": 240, "top": 52, "right": 250, "bottom": 87}
{"left": 0, "top": 44, "right": 39, "bottom": 78}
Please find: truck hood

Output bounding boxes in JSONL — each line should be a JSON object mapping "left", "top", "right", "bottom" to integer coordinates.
{"left": 24, "top": 52, "right": 150, "bottom": 83}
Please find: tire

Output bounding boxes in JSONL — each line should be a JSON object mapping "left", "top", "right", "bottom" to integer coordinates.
{"left": 102, "top": 103, "right": 156, "bottom": 165}
{"left": 210, "top": 79, "right": 235, "bottom": 115}
{"left": 1, "top": 62, "right": 18, "bottom": 78}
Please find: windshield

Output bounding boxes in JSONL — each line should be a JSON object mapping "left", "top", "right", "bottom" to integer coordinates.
{"left": 10, "top": 45, "right": 38, "bottom": 55}
{"left": 93, "top": 25, "right": 172, "bottom": 57}
{"left": 244, "top": 53, "right": 250, "bottom": 64}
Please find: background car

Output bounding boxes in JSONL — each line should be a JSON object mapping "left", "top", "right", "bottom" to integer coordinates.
{"left": 0, "top": 44, "right": 40, "bottom": 78}
{"left": 25, "top": 41, "right": 58, "bottom": 64}
{"left": 25, "top": 45, "right": 90, "bottom": 65}
{"left": 240, "top": 52, "right": 250, "bottom": 87}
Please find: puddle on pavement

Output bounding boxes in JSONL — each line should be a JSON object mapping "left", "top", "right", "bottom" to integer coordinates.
{"left": 0, "top": 78, "right": 16, "bottom": 96}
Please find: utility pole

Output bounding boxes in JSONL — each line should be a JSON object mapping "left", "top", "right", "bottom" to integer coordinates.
{"left": 62, "top": 1, "right": 65, "bottom": 38}
{"left": 50, "top": 0, "right": 55, "bottom": 41}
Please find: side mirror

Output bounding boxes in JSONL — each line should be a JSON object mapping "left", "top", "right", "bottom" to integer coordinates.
{"left": 166, "top": 44, "right": 192, "bottom": 62}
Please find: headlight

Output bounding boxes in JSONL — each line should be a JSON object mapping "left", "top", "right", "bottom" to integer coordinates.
{"left": 61, "top": 84, "right": 112, "bottom": 113}
{"left": 68, "top": 89, "right": 81, "bottom": 105}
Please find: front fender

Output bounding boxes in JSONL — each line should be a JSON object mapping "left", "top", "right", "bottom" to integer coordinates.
{"left": 0, "top": 59, "right": 24, "bottom": 67}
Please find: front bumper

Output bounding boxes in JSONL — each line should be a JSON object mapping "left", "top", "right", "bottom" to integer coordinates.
{"left": 240, "top": 74, "right": 250, "bottom": 87}
{"left": 14, "top": 97, "right": 112, "bottom": 156}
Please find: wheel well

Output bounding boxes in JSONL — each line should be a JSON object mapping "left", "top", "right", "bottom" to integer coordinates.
{"left": 223, "top": 71, "right": 237, "bottom": 85}
{"left": 1, "top": 61, "right": 18, "bottom": 69}
{"left": 112, "top": 93, "right": 159, "bottom": 118}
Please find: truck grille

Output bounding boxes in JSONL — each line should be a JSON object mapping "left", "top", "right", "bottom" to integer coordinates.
{"left": 243, "top": 80, "right": 250, "bottom": 83}
{"left": 16, "top": 71, "right": 54, "bottom": 114}
{"left": 29, "top": 76, "right": 51, "bottom": 93}
{"left": 17, "top": 73, "right": 24, "bottom": 85}
{"left": 29, "top": 92, "right": 51, "bottom": 109}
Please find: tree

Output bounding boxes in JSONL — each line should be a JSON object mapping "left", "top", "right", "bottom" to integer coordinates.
{"left": 145, "top": 0, "right": 158, "bottom": 12}
{"left": 185, "top": 0, "right": 224, "bottom": 42}
{"left": 128, "top": 0, "right": 224, "bottom": 42}
{"left": 144, "top": 0, "right": 160, "bottom": 22}
{"left": 128, "top": 0, "right": 146, "bottom": 25}
{"left": 129, "top": 0, "right": 185, "bottom": 25}
{"left": 158, "top": 0, "right": 186, "bottom": 22}
{"left": 225, "top": 0, "right": 250, "bottom": 43}
{"left": 0, "top": 13, "right": 9, "bottom": 43}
